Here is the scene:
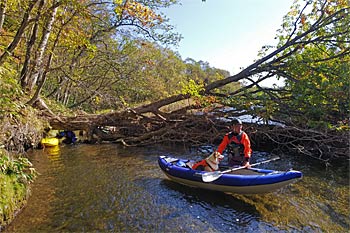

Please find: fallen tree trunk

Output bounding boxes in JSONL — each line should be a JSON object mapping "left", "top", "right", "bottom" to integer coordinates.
{"left": 45, "top": 101, "right": 349, "bottom": 164}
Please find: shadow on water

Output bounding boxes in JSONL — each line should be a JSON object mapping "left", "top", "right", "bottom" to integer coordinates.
{"left": 137, "top": 177, "right": 271, "bottom": 231}
{"left": 162, "top": 180, "right": 276, "bottom": 231}
{"left": 159, "top": 179, "right": 257, "bottom": 212}
{"left": 131, "top": 175, "right": 280, "bottom": 232}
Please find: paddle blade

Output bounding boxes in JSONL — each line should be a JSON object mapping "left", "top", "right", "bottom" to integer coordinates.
{"left": 202, "top": 171, "right": 222, "bottom": 182}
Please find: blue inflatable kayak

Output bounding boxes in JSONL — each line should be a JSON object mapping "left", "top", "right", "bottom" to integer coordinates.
{"left": 158, "top": 156, "right": 302, "bottom": 194}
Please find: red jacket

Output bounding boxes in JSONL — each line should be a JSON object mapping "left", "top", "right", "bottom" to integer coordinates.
{"left": 217, "top": 131, "right": 252, "bottom": 159}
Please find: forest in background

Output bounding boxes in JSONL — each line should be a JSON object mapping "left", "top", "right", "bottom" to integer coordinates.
{"left": 0, "top": 0, "right": 349, "bottom": 228}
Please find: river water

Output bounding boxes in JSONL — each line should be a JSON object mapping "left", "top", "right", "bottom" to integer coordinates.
{"left": 4, "top": 144, "right": 349, "bottom": 232}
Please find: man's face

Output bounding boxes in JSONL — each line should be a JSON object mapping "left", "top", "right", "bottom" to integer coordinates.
{"left": 231, "top": 124, "right": 242, "bottom": 133}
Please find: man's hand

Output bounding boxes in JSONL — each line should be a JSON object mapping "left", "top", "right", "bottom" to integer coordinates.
{"left": 243, "top": 161, "right": 251, "bottom": 168}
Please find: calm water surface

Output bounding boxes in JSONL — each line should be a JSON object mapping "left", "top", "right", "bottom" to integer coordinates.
{"left": 4, "top": 144, "right": 349, "bottom": 232}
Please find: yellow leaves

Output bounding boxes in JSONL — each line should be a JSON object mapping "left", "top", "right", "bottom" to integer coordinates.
{"left": 337, "top": 0, "right": 350, "bottom": 7}
{"left": 324, "top": 5, "right": 335, "bottom": 15}
{"left": 119, "top": 96, "right": 129, "bottom": 107}
{"left": 180, "top": 79, "right": 204, "bottom": 97}
{"left": 319, "top": 73, "right": 329, "bottom": 88}
{"left": 114, "top": 0, "right": 124, "bottom": 16}
{"left": 114, "top": 0, "right": 123, "bottom": 5}
{"left": 319, "top": 73, "right": 328, "bottom": 82}
{"left": 327, "top": 0, "right": 349, "bottom": 7}
{"left": 94, "top": 96, "right": 100, "bottom": 104}
{"left": 324, "top": 0, "right": 349, "bottom": 14}
{"left": 288, "top": 8, "right": 299, "bottom": 17}
{"left": 115, "top": 1, "right": 163, "bottom": 27}
{"left": 145, "top": 59, "right": 155, "bottom": 66}
{"left": 59, "top": 20, "right": 97, "bottom": 54}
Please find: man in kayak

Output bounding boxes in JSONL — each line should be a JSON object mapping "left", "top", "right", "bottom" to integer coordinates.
{"left": 216, "top": 118, "right": 252, "bottom": 168}
{"left": 57, "top": 130, "right": 77, "bottom": 144}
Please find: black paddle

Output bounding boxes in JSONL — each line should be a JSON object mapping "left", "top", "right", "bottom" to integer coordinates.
{"left": 202, "top": 156, "right": 280, "bottom": 182}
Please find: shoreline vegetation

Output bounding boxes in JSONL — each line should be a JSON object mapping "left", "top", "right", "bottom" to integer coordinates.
{"left": 0, "top": 149, "right": 37, "bottom": 229}
{"left": 0, "top": 104, "right": 42, "bottom": 229}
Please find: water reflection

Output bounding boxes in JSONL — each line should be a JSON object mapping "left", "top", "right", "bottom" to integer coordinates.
{"left": 156, "top": 179, "right": 270, "bottom": 232}
{"left": 4, "top": 144, "right": 349, "bottom": 232}
{"left": 44, "top": 145, "right": 60, "bottom": 156}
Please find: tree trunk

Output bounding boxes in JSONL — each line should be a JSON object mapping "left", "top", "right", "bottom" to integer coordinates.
{"left": 20, "top": 0, "right": 45, "bottom": 90}
{"left": 27, "top": 2, "right": 58, "bottom": 93}
{"left": 0, "top": 0, "right": 38, "bottom": 65}
{"left": 0, "top": 0, "right": 7, "bottom": 32}
{"left": 28, "top": 9, "right": 61, "bottom": 106}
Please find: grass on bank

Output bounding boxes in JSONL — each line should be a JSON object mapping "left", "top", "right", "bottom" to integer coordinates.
{"left": 0, "top": 150, "right": 37, "bottom": 228}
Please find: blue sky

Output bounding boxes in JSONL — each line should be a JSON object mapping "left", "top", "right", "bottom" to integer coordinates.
{"left": 163, "top": 0, "right": 294, "bottom": 86}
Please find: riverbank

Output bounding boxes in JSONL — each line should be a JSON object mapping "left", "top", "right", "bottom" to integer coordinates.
{"left": 0, "top": 149, "right": 37, "bottom": 230}
{"left": 0, "top": 105, "right": 45, "bottom": 229}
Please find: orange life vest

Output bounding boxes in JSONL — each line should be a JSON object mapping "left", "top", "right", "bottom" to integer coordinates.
{"left": 192, "top": 159, "right": 216, "bottom": 171}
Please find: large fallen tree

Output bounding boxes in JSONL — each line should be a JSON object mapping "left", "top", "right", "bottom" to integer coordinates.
{"left": 42, "top": 90, "right": 348, "bottom": 164}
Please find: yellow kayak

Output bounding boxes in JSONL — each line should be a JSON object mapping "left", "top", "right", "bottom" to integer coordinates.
{"left": 41, "top": 137, "right": 59, "bottom": 147}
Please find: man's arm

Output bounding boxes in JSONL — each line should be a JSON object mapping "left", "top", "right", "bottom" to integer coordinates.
{"left": 217, "top": 134, "right": 229, "bottom": 154}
